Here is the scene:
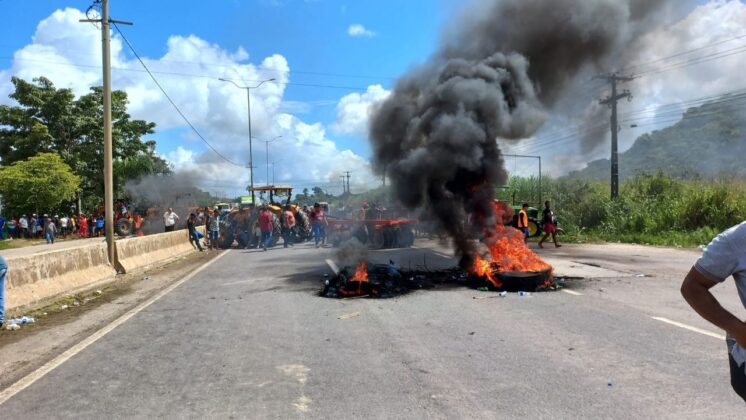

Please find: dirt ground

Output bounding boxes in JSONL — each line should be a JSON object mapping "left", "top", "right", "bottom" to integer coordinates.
{"left": 0, "top": 249, "right": 219, "bottom": 390}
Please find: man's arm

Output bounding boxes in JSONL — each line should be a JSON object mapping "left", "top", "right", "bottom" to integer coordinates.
{"left": 681, "top": 267, "right": 746, "bottom": 347}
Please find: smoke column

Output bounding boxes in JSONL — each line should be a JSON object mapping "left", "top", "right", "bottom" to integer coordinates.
{"left": 125, "top": 171, "right": 204, "bottom": 234}
{"left": 369, "top": 0, "right": 668, "bottom": 266}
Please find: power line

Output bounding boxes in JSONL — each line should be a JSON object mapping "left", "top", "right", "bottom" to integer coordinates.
{"left": 112, "top": 23, "right": 245, "bottom": 167}
{"left": 621, "top": 33, "right": 746, "bottom": 74}
{"left": 0, "top": 56, "right": 374, "bottom": 91}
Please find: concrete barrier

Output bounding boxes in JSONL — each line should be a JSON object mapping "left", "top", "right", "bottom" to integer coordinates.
{"left": 115, "top": 227, "right": 203, "bottom": 274}
{"left": 4, "top": 241, "right": 117, "bottom": 311}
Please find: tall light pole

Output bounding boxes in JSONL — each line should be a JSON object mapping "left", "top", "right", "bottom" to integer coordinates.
{"left": 259, "top": 136, "right": 282, "bottom": 186}
{"left": 271, "top": 159, "right": 283, "bottom": 185}
{"left": 218, "top": 77, "right": 275, "bottom": 204}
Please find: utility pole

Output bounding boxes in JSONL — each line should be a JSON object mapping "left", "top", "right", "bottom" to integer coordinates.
{"left": 80, "top": 1, "right": 131, "bottom": 265}
{"left": 219, "top": 78, "right": 275, "bottom": 204}
{"left": 345, "top": 171, "right": 351, "bottom": 194}
{"left": 597, "top": 73, "right": 634, "bottom": 200}
{"left": 340, "top": 176, "right": 347, "bottom": 194}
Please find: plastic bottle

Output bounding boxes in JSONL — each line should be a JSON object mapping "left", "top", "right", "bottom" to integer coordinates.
{"left": 498, "top": 291, "right": 508, "bottom": 297}
{"left": 518, "top": 291, "right": 531, "bottom": 297}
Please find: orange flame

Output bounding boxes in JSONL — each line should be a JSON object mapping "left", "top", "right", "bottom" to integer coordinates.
{"left": 470, "top": 201, "right": 553, "bottom": 289}
{"left": 351, "top": 261, "right": 369, "bottom": 282}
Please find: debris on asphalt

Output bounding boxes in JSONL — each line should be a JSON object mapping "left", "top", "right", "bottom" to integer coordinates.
{"left": 5, "top": 323, "right": 20, "bottom": 331}
{"left": 143, "top": 276, "right": 151, "bottom": 281}
{"left": 4, "top": 316, "right": 35, "bottom": 330}
{"left": 635, "top": 273, "right": 646, "bottom": 278}
{"left": 468, "top": 331, "right": 476, "bottom": 335}
{"left": 73, "top": 300, "right": 81, "bottom": 306}
{"left": 95, "top": 290, "right": 103, "bottom": 295}
{"left": 518, "top": 291, "right": 531, "bottom": 297}
{"left": 60, "top": 304, "right": 69, "bottom": 310}
{"left": 338, "top": 312, "right": 361, "bottom": 320}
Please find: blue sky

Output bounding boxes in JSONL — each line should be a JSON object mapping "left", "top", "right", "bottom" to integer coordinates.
{"left": 1, "top": 0, "right": 743, "bottom": 194}
{"left": 1, "top": 0, "right": 456, "bottom": 166}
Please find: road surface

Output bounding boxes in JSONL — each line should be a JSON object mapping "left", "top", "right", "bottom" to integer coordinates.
{"left": 1, "top": 240, "right": 744, "bottom": 418}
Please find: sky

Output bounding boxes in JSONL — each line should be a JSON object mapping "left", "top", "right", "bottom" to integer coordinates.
{"left": 0, "top": 0, "right": 744, "bottom": 196}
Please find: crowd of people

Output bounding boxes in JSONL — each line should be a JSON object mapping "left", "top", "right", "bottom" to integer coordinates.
{"left": 0, "top": 213, "right": 109, "bottom": 244}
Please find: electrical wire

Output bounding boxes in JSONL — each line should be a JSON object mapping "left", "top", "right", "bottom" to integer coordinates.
{"left": 112, "top": 22, "right": 245, "bottom": 167}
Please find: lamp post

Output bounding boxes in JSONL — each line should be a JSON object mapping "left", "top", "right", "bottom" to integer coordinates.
{"left": 218, "top": 77, "right": 275, "bottom": 204}
{"left": 271, "top": 159, "right": 284, "bottom": 185}
{"left": 259, "top": 136, "right": 282, "bottom": 186}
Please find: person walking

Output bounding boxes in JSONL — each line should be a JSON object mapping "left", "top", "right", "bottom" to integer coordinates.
{"left": 517, "top": 203, "right": 530, "bottom": 243}
{"left": 45, "top": 216, "right": 57, "bottom": 244}
{"left": 310, "top": 203, "right": 327, "bottom": 248}
{"left": 133, "top": 212, "right": 144, "bottom": 237}
{"left": 186, "top": 213, "right": 204, "bottom": 252}
{"left": 258, "top": 206, "right": 273, "bottom": 251}
{"left": 681, "top": 221, "right": 746, "bottom": 401}
{"left": 0, "top": 255, "right": 6, "bottom": 328}
{"left": 163, "top": 208, "right": 180, "bottom": 232}
{"left": 282, "top": 205, "right": 296, "bottom": 248}
{"left": 538, "top": 201, "right": 561, "bottom": 249}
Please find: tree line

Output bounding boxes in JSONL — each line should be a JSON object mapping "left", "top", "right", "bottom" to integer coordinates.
{"left": 0, "top": 77, "right": 170, "bottom": 216}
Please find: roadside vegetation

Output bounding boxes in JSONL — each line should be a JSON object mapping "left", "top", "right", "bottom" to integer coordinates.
{"left": 499, "top": 173, "right": 746, "bottom": 247}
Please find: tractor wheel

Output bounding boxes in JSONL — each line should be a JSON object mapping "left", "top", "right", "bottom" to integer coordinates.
{"left": 528, "top": 220, "right": 541, "bottom": 237}
{"left": 398, "top": 226, "right": 415, "bottom": 248}
{"left": 370, "top": 229, "right": 385, "bottom": 249}
{"left": 295, "top": 211, "right": 312, "bottom": 241}
{"left": 220, "top": 227, "right": 235, "bottom": 248}
{"left": 115, "top": 218, "right": 133, "bottom": 236}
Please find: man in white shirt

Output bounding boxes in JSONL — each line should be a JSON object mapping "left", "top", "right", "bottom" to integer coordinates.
{"left": 18, "top": 215, "right": 28, "bottom": 239}
{"left": 163, "top": 208, "right": 180, "bottom": 232}
{"left": 59, "top": 215, "right": 69, "bottom": 239}
{"left": 681, "top": 221, "right": 746, "bottom": 402}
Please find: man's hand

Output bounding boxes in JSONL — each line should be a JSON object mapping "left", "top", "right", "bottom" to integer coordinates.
{"left": 730, "top": 321, "right": 746, "bottom": 348}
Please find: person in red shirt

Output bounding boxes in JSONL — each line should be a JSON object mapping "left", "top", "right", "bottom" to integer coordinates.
{"left": 78, "top": 214, "right": 88, "bottom": 238}
{"left": 310, "top": 202, "right": 327, "bottom": 248}
{"left": 258, "top": 207, "right": 274, "bottom": 251}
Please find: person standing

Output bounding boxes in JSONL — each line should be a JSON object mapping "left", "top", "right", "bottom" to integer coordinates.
{"left": 7, "top": 217, "right": 16, "bottom": 239}
{"left": 19, "top": 215, "right": 28, "bottom": 239}
{"left": 163, "top": 207, "right": 179, "bottom": 232}
{"left": 282, "top": 205, "right": 296, "bottom": 248}
{"left": 208, "top": 208, "right": 220, "bottom": 250}
{"left": 133, "top": 213, "right": 144, "bottom": 237}
{"left": 258, "top": 207, "right": 273, "bottom": 251}
{"left": 0, "top": 213, "right": 5, "bottom": 240}
{"left": 45, "top": 216, "right": 57, "bottom": 244}
{"left": 310, "top": 203, "right": 327, "bottom": 248}
{"left": 186, "top": 213, "right": 203, "bottom": 252}
{"left": 0, "top": 255, "right": 6, "bottom": 328}
{"left": 79, "top": 214, "right": 88, "bottom": 238}
{"left": 59, "top": 214, "right": 70, "bottom": 239}
{"left": 681, "top": 221, "right": 746, "bottom": 401}
{"left": 517, "top": 203, "right": 530, "bottom": 243}
{"left": 94, "top": 215, "right": 104, "bottom": 237}
{"left": 538, "top": 201, "right": 561, "bottom": 249}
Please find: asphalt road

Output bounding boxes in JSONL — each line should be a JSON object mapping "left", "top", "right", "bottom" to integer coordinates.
{"left": 1, "top": 240, "right": 744, "bottom": 418}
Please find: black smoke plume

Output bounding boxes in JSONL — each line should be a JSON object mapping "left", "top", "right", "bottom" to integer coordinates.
{"left": 369, "top": 0, "right": 668, "bottom": 267}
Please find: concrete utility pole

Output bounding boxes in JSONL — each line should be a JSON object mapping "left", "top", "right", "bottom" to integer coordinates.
{"left": 340, "top": 175, "right": 347, "bottom": 194}
{"left": 345, "top": 171, "right": 351, "bottom": 194}
{"left": 80, "top": 0, "right": 131, "bottom": 265}
{"left": 597, "top": 73, "right": 634, "bottom": 200}
{"left": 218, "top": 77, "right": 275, "bottom": 204}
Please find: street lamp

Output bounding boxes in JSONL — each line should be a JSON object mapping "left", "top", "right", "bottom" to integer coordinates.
{"left": 259, "top": 136, "right": 282, "bottom": 186}
{"left": 218, "top": 77, "right": 275, "bottom": 204}
{"left": 271, "top": 159, "right": 284, "bottom": 185}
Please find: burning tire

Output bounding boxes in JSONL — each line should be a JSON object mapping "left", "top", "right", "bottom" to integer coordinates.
{"left": 115, "top": 218, "right": 132, "bottom": 236}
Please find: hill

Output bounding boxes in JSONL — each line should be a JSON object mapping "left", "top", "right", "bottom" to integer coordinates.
{"left": 566, "top": 95, "right": 746, "bottom": 180}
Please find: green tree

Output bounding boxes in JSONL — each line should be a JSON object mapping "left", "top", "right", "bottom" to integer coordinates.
{"left": 0, "top": 77, "right": 170, "bottom": 208}
{"left": 0, "top": 153, "right": 81, "bottom": 214}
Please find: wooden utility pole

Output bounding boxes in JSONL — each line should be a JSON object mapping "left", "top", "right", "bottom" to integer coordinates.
{"left": 597, "top": 73, "right": 634, "bottom": 200}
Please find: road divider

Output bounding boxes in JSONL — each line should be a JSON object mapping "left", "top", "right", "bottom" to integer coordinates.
{"left": 3, "top": 240, "right": 117, "bottom": 311}
{"left": 115, "top": 227, "right": 204, "bottom": 273}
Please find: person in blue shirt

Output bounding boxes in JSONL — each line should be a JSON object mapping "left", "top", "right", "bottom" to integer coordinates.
{"left": 95, "top": 216, "right": 105, "bottom": 237}
{"left": 0, "top": 214, "right": 5, "bottom": 240}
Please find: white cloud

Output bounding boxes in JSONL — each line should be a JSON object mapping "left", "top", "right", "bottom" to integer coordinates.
{"left": 0, "top": 7, "right": 377, "bottom": 194}
{"left": 347, "top": 24, "right": 376, "bottom": 38}
{"left": 331, "top": 84, "right": 390, "bottom": 136}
